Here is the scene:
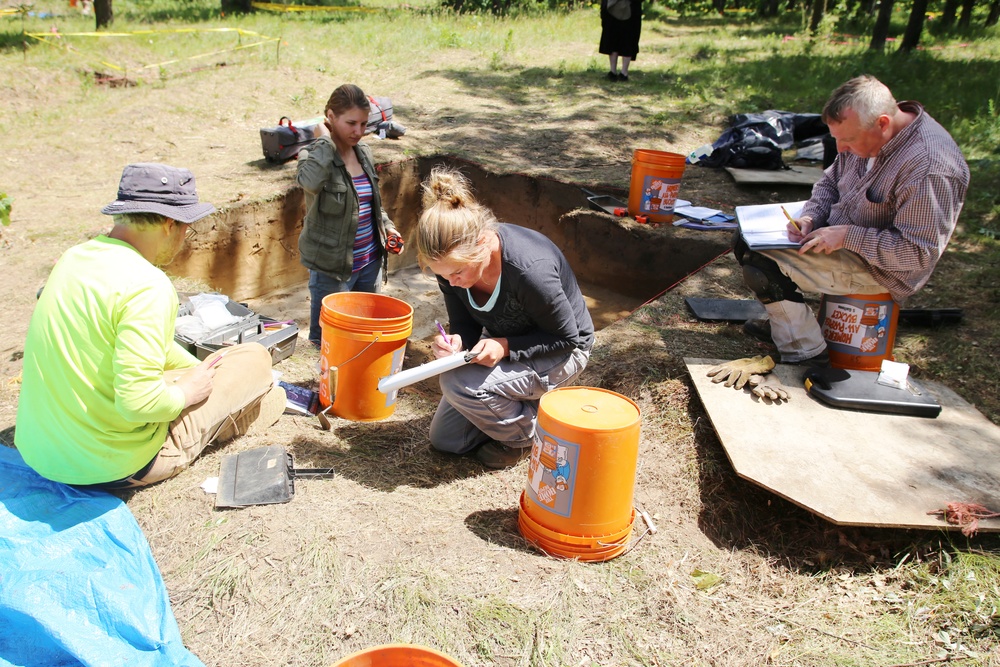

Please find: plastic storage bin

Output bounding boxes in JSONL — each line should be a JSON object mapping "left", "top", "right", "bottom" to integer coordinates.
{"left": 175, "top": 294, "right": 298, "bottom": 365}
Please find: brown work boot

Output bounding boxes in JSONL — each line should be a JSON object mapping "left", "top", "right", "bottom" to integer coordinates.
{"left": 743, "top": 318, "right": 773, "bottom": 344}
{"left": 472, "top": 442, "right": 531, "bottom": 470}
{"left": 780, "top": 349, "right": 830, "bottom": 368}
{"left": 216, "top": 385, "right": 287, "bottom": 442}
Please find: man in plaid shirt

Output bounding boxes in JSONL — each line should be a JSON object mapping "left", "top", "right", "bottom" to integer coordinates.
{"left": 735, "top": 75, "right": 970, "bottom": 365}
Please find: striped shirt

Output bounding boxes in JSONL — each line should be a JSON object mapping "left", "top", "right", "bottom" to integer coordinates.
{"left": 351, "top": 173, "right": 378, "bottom": 272}
{"left": 803, "top": 101, "right": 969, "bottom": 302}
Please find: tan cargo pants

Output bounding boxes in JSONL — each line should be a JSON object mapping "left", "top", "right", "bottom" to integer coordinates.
{"left": 118, "top": 343, "right": 278, "bottom": 488}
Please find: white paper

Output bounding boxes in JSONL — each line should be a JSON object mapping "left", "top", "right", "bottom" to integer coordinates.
{"left": 673, "top": 205, "right": 724, "bottom": 220}
{"left": 735, "top": 200, "right": 808, "bottom": 249}
{"left": 378, "top": 353, "right": 472, "bottom": 394}
{"left": 877, "top": 359, "right": 910, "bottom": 389}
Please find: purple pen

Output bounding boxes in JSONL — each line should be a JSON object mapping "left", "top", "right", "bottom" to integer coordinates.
{"left": 434, "top": 320, "right": 448, "bottom": 339}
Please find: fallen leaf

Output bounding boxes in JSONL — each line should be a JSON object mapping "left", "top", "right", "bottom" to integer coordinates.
{"left": 691, "top": 569, "right": 722, "bottom": 591}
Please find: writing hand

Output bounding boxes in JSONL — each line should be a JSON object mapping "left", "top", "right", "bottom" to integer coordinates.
{"left": 432, "top": 332, "right": 462, "bottom": 359}
{"left": 175, "top": 360, "right": 217, "bottom": 408}
{"left": 788, "top": 215, "right": 813, "bottom": 243}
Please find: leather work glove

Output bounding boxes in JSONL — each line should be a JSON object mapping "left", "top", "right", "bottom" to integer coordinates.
{"left": 748, "top": 374, "right": 790, "bottom": 402}
{"left": 706, "top": 355, "right": 775, "bottom": 389}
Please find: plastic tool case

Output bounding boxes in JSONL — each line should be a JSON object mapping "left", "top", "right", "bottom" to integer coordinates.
{"left": 175, "top": 294, "right": 298, "bottom": 365}
{"left": 803, "top": 368, "right": 942, "bottom": 418}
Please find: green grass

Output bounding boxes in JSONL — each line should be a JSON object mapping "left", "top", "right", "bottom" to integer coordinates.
{"left": 906, "top": 550, "right": 1000, "bottom": 651}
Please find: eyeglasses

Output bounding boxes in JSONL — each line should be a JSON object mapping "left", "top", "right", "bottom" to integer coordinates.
{"left": 184, "top": 225, "right": 198, "bottom": 240}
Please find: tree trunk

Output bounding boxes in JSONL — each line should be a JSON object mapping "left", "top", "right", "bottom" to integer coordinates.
{"left": 94, "top": 0, "right": 112, "bottom": 28}
{"left": 940, "top": 0, "right": 959, "bottom": 27}
{"left": 760, "top": 0, "right": 780, "bottom": 17}
{"left": 899, "top": 0, "right": 928, "bottom": 51}
{"left": 987, "top": 0, "right": 999, "bottom": 25}
{"left": 221, "top": 0, "right": 254, "bottom": 13}
{"left": 870, "top": 0, "right": 895, "bottom": 50}
{"left": 958, "top": 0, "right": 975, "bottom": 27}
{"left": 809, "top": 0, "right": 825, "bottom": 32}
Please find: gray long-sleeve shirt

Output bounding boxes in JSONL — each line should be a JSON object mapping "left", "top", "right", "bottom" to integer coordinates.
{"left": 438, "top": 224, "right": 594, "bottom": 363}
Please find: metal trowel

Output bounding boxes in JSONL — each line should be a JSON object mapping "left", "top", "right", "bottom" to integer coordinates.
{"left": 215, "top": 445, "right": 336, "bottom": 508}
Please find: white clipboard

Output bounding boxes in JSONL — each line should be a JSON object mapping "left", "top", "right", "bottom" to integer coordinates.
{"left": 377, "top": 351, "right": 480, "bottom": 394}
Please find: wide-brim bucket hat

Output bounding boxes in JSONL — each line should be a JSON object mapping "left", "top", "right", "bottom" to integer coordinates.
{"left": 101, "top": 163, "right": 216, "bottom": 224}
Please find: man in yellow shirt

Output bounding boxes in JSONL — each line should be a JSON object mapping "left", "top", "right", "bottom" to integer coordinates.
{"left": 15, "top": 163, "right": 284, "bottom": 488}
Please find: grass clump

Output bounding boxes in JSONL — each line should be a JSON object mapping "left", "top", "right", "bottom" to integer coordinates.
{"left": 904, "top": 550, "right": 1000, "bottom": 657}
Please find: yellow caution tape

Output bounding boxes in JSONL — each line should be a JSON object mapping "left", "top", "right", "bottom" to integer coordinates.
{"left": 25, "top": 27, "right": 276, "bottom": 39}
{"left": 251, "top": 1, "right": 378, "bottom": 12}
{"left": 23, "top": 27, "right": 280, "bottom": 74}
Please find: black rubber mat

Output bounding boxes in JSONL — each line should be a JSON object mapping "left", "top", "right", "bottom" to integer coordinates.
{"left": 685, "top": 297, "right": 766, "bottom": 322}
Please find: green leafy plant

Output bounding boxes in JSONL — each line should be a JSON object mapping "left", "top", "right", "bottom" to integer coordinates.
{"left": 0, "top": 193, "right": 11, "bottom": 227}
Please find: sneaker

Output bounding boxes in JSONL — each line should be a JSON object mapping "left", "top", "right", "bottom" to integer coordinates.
{"left": 472, "top": 442, "right": 531, "bottom": 470}
{"left": 618, "top": 72, "right": 630, "bottom": 82}
{"left": 607, "top": 71, "right": 619, "bottom": 82}
{"left": 216, "top": 385, "right": 287, "bottom": 442}
{"left": 743, "top": 318, "right": 773, "bottom": 344}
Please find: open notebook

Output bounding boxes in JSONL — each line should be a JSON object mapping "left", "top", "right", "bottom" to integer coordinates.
{"left": 735, "top": 200, "right": 808, "bottom": 250}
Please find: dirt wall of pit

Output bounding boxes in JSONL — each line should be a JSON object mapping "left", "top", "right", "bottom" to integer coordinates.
{"left": 166, "top": 155, "right": 731, "bottom": 303}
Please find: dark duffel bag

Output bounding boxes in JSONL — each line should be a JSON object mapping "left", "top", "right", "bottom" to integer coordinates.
{"left": 260, "top": 117, "right": 320, "bottom": 163}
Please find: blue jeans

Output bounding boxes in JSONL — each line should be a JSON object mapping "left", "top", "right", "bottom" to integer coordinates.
{"left": 308, "top": 260, "right": 382, "bottom": 345}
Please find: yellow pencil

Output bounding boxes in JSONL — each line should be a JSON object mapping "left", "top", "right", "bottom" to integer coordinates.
{"left": 781, "top": 206, "right": 801, "bottom": 233}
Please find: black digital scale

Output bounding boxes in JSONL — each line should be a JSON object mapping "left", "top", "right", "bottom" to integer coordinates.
{"left": 803, "top": 367, "right": 942, "bottom": 418}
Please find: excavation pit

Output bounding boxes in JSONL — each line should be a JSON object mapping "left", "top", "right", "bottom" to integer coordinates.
{"left": 167, "top": 155, "right": 732, "bottom": 339}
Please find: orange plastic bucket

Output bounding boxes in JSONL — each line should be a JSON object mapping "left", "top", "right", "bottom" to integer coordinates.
{"left": 520, "top": 386, "right": 641, "bottom": 561}
{"left": 627, "top": 149, "right": 687, "bottom": 224}
{"left": 331, "top": 644, "right": 462, "bottom": 667}
{"left": 319, "top": 292, "right": 413, "bottom": 421}
{"left": 818, "top": 292, "right": 899, "bottom": 371}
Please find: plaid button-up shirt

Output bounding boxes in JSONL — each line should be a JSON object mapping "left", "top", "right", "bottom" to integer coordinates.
{"left": 802, "top": 101, "right": 970, "bottom": 302}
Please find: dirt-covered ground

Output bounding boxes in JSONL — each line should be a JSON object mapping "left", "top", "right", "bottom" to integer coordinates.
{"left": 2, "top": 9, "right": 999, "bottom": 667}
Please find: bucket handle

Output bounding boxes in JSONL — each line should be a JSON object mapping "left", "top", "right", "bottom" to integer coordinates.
{"left": 616, "top": 506, "right": 658, "bottom": 557}
{"left": 325, "top": 336, "right": 380, "bottom": 407}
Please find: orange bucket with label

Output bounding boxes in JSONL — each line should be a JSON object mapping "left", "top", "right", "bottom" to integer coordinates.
{"left": 331, "top": 644, "right": 462, "bottom": 667}
{"left": 819, "top": 292, "right": 899, "bottom": 371}
{"left": 627, "top": 149, "right": 687, "bottom": 224}
{"left": 319, "top": 292, "right": 413, "bottom": 421}
{"left": 519, "top": 386, "right": 641, "bottom": 562}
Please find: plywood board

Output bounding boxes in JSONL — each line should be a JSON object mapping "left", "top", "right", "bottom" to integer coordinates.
{"left": 686, "top": 358, "right": 1000, "bottom": 532}
{"left": 725, "top": 165, "right": 824, "bottom": 186}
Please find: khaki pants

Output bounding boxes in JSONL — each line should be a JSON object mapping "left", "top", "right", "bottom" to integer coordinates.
{"left": 122, "top": 343, "right": 276, "bottom": 487}
{"left": 758, "top": 248, "right": 887, "bottom": 362}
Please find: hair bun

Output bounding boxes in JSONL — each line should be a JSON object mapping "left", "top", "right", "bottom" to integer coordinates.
{"left": 422, "top": 167, "right": 475, "bottom": 210}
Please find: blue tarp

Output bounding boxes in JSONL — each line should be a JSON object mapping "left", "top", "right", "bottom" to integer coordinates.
{"left": 0, "top": 446, "right": 204, "bottom": 667}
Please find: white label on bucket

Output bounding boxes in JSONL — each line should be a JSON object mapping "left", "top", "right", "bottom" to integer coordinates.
{"left": 525, "top": 428, "right": 579, "bottom": 518}
{"left": 638, "top": 176, "right": 681, "bottom": 215}
{"left": 381, "top": 345, "right": 409, "bottom": 407}
{"left": 820, "top": 299, "right": 893, "bottom": 356}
